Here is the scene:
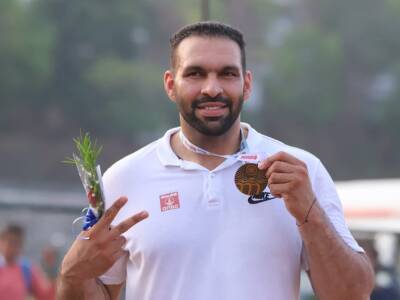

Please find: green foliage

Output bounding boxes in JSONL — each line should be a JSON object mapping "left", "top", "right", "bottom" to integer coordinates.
{"left": 85, "top": 57, "right": 172, "bottom": 134}
{"left": 1, "top": 0, "right": 400, "bottom": 180}
{"left": 64, "top": 131, "right": 104, "bottom": 213}
{"left": 64, "top": 131, "right": 102, "bottom": 177}
{"left": 265, "top": 27, "right": 344, "bottom": 124}
{"left": 0, "top": 0, "right": 53, "bottom": 111}
{"left": 248, "top": 0, "right": 400, "bottom": 178}
{"left": 382, "top": 63, "right": 400, "bottom": 135}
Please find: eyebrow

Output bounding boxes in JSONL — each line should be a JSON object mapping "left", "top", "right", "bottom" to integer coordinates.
{"left": 182, "top": 66, "right": 205, "bottom": 73}
{"left": 182, "top": 65, "right": 241, "bottom": 73}
{"left": 220, "top": 65, "right": 241, "bottom": 73}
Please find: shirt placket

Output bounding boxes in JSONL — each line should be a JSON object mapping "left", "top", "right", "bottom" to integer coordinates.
{"left": 203, "top": 171, "right": 222, "bottom": 209}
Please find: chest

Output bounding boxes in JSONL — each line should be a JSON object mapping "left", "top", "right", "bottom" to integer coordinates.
{"left": 115, "top": 168, "right": 302, "bottom": 264}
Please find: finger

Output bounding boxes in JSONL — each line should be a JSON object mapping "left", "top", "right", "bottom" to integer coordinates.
{"left": 265, "top": 161, "right": 295, "bottom": 178}
{"left": 258, "top": 158, "right": 271, "bottom": 170}
{"left": 268, "top": 172, "right": 296, "bottom": 185}
{"left": 91, "top": 197, "right": 128, "bottom": 234}
{"left": 110, "top": 236, "right": 126, "bottom": 249}
{"left": 268, "top": 182, "right": 290, "bottom": 197}
{"left": 259, "top": 151, "right": 306, "bottom": 169}
{"left": 110, "top": 211, "right": 149, "bottom": 237}
{"left": 104, "top": 237, "right": 127, "bottom": 255}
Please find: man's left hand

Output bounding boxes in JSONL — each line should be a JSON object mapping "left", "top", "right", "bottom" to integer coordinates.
{"left": 258, "top": 151, "right": 315, "bottom": 223}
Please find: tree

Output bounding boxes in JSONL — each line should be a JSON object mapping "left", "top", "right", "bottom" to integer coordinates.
{"left": 0, "top": 0, "right": 53, "bottom": 131}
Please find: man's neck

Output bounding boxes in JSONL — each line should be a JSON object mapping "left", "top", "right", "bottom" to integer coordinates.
{"left": 171, "top": 120, "right": 245, "bottom": 170}
{"left": 181, "top": 121, "right": 242, "bottom": 155}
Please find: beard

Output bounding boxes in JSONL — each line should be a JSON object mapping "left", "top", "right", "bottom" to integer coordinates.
{"left": 175, "top": 94, "right": 244, "bottom": 136}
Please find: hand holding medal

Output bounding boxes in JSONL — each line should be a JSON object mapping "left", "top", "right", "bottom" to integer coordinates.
{"left": 64, "top": 132, "right": 105, "bottom": 231}
{"left": 258, "top": 151, "right": 317, "bottom": 225}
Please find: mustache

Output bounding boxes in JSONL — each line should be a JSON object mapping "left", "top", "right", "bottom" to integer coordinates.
{"left": 192, "top": 96, "right": 231, "bottom": 109}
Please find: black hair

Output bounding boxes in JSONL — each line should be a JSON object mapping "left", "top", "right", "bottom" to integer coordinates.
{"left": 169, "top": 21, "right": 246, "bottom": 72}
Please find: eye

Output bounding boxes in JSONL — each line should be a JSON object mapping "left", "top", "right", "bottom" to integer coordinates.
{"left": 187, "top": 71, "right": 202, "bottom": 77}
{"left": 222, "top": 70, "right": 239, "bottom": 78}
{"left": 183, "top": 68, "right": 204, "bottom": 78}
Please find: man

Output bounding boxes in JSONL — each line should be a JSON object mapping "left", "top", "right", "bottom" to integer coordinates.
{"left": 0, "top": 224, "right": 56, "bottom": 300}
{"left": 57, "top": 21, "right": 374, "bottom": 299}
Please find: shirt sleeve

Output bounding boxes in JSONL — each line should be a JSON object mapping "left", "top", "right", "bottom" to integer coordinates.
{"left": 301, "top": 159, "right": 364, "bottom": 271}
{"left": 314, "top": 159, "right": 363, "bottom": 252}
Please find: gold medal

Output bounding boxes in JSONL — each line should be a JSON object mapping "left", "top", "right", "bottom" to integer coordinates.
{"left": 234, "top": 163, "right": 268, "bottom": 195}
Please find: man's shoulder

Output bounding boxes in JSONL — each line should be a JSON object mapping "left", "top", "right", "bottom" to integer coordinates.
{"left": 253, "top": 130, "right": 320, "bottom": 165}
{"left": 104, "top": 138, "right": 161, "bottom": 179}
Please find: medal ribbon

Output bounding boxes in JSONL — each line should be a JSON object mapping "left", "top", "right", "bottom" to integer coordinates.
{"left": 178, "top": 128, "right": 263, "bottom": 163}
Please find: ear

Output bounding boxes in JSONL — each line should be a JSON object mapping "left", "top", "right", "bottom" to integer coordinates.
{"left": 243, "top": 70, "right": 253, "bottom": 101}
{"left": 164, "top": 70, "right": 176, "bottom": 102}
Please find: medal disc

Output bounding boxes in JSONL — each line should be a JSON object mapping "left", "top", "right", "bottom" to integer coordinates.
{"left": 234, "top": 163, "right": 268, "bottom": 195}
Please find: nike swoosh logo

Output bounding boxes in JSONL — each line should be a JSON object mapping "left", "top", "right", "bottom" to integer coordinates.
{"left": 248, "top": 192, "right": 275, "bottom": 204}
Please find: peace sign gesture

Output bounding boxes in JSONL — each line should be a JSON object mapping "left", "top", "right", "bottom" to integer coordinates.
{"left": 59, "top": 197, "right": 148, "bottom": 283}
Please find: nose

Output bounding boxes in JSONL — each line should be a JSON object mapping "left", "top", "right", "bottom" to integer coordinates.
{"left": 201, "top": 74, "right": 223, "bottom": 98}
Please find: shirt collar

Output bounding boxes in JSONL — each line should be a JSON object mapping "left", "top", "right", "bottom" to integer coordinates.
{"left": 157, "top": 127, "right": 182, "bottom": 167}
{"left": 157, "top": 123, "right": 263, "bottom": 168}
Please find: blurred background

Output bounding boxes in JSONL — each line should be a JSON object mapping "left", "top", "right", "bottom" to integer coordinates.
{"left": 0, "top": 0, "right": 399, "bottom": 299}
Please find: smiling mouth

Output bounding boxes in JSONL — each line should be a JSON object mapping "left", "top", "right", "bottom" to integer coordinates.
{"left": 202, "top": 105, "right": 227, "bottom": 110}
{"left": 196, "top": 104, "right": 228, "bottom": 119}
{"left": 197, "top": 102, "right": 227, "bottom": 109}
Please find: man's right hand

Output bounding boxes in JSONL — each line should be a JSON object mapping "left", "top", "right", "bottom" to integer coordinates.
{"left": 59, "top": 197, "right": 148, "bottom": 285}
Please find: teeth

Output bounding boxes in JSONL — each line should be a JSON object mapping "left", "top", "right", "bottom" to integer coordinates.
{"left": 205, "top": 106, "right": 222, "bottom": 110}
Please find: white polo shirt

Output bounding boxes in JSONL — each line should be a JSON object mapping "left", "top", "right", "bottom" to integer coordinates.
{"left": 99, "top": 123, "right": 362, "bottom": 300}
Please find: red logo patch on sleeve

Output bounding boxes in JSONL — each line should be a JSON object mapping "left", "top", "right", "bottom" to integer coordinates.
{"left": 160, "top": 192, "right": 180, "bottom": 212}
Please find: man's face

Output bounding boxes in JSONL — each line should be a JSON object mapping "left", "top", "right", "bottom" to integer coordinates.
{"left": 0, "top": 233, "right": 23, "bottom": 264}
{"left": 164, "top": 36, "right": 252, "bottom": 136}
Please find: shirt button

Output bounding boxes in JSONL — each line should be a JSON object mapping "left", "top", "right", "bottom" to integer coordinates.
{"left": 207, "top": 196, "right": 220, "bottom": 207}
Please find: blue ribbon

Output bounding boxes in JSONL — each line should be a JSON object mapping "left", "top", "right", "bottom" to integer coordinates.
{"left": 82, "top": 208, "right": 98, "bottom": 230}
